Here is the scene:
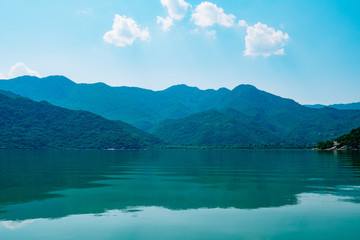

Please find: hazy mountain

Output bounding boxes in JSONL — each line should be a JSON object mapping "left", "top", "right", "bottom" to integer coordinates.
{"left": 305, "top": 104, "right": 327, "bottom": 109}
{"left": 0, "top": 76, "right": 194, "bottom": 131}
{"left": 1, "top": 75, "right": 360, "bottom": 145}
{"left": 330, "top": 102, "right": 360, "bottom": 110}
{"left": 0, "top": 76, "right": 310, "bottom": 132}
{"left": 0, "top": 92, "right": 161, "bottom": 149}
{"left": 306, "top": 102, "right": 360, "bottom": 110}
{"left": 160, "top": 84, "right": 230, "bottom": 113}
{"left": 0, "top": 89, "right": 23, "bottom": 99}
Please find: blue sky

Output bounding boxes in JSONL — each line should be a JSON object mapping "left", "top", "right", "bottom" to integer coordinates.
{"left": 0, "top": 0, "right": 359, "bottom": 104}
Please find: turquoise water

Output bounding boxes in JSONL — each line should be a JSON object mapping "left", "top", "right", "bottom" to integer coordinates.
{"left": 0, "top": 150, "right": 360, "bottom": 239}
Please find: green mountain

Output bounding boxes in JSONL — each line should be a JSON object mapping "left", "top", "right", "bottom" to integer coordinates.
{"left": 1, "top": 75, "right": 360, "bottom": 145}
{"left": 150, "top": 109, "right": 280, "bottom": 145}
{"left": 152, "top": 107, "right": 360, "bottom": 145}
{"left": 154, "top": 85, "right": 360, "bottom": 145}
{"left": 0, "top": 76, "right": 194, "bottom": 131}
{"left": 0, "top": 93, "right": 161, "bottom": 149}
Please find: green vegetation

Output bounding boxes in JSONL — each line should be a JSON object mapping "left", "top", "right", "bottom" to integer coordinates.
{"left": 1, "top": 76, "right": 360, "bottom": 146}
{"left": 0, "top": 93, "right": 161, "bottom": 149}
{"left": 317, "top": 141, "right": 334, "bottom": 150}
{"left": 317, "top": 127, "right": 360, "bottom": 150}
{"left": 151, "top": 109, "right": 280, "bottom": 145}
{"left": 152, "top": 104, "right": 360, "bottom": 146}
{"left": 335, "top": 127, "right": 360, "bottom": 148}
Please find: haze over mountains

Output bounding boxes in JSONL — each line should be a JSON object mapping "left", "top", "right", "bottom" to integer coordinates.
{"left": 306, "top": 103, "right": 360, "bottom": 110}
{"left": 1, "top": 75, "right": 360, "bottom": 146}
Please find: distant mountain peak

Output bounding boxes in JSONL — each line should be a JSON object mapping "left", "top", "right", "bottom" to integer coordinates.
{"left": 42, "top": 75, "right": 76, "bottom": 84}
{"left": 217, "top": 87, "right": 230, "bottom": 92}
{"left": 12, "top": 75, "right": 39, "bottom": 81}
{"left": 10, "top": 75, "right": 76, "bottom": 85}
{"left": 164, "top": 84, "right": 232, "bottom": 94}
{"left": 164, "top": 84, "right": 200, "bottom": 91}
{"left": 232, "top": 84, "right": 258, "bottom": 92}
{"left": 2, "top": 75, "right": 360, "bottom": 146}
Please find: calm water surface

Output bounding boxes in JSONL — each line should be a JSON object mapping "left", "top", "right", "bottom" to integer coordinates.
{"left": 0, "top": 149, "right": 360, "bottom": 239}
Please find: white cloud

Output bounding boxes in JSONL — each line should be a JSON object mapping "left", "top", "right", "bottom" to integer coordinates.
{"left": 191, "top": 2, "right": 236, "bottom": 27}
{"left": 238, "top": 19, "right": 248, "bottom": 27}
{"left": 0, "top": 72, "right": 5, "bottom": 79}
{"left": 79, "top": 8, "right": 92, "bottom": 15}
{"left": 160, "top": 0, "right": 191, "bottom": 21}
{"left": 8, "top": 62, "right": 41, "bottom": 78}
{"left": 205, "top": 30, "right": 216, "bottom": 38}
{"left": 190, "top": 28, "right": 200, "bottom": 34}
{"left": 244, "top": 22, "right": 289, "bottom": 57}
{"left": 103, "top": 15, "right": 150, "bottom": 47}
{"left": 157, "top": 16, "right": 173, "bottom": 32}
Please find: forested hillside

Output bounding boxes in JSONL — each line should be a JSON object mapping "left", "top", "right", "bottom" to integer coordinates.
{"left": 2, "top": 76, "right": 360, "bottom": 145}
{"left": 0, "top": 93, "right": 161, "bottom": 149}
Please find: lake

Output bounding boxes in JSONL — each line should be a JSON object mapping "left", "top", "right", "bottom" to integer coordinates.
{"left": 0, "top": 149, "right": 360, "bottom": 239}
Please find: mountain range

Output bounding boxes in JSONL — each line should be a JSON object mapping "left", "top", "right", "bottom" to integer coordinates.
{"left": 306, "top": 103, "right": 360, "bottom": 110}
{"left": 1, "top": 75, "right": 360, "bottom": 146}
{"left": 0, "top": 92, "right": 161, "bottom": 149}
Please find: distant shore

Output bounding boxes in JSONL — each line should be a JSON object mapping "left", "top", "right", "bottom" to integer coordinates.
{"left": 0, "top": 144, "right": 313, "bottom": 151}
{"left": 313, "top": 145, "right": 359, "bottom": 151}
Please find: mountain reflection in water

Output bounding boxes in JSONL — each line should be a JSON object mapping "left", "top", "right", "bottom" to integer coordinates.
{"left": 0, "top": 149, "right": 359, "bottom": 221}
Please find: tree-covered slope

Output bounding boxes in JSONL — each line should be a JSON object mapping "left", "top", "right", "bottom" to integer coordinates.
{"left": 150, "top": 109, "right": 281, "bottom": 145}
{"left": 335, "top": 127, "right": 360, "bottom": 148}
{"left": 317, "top": 127, "right": 360, "bottom": 150}
{"left": 215, "top": 86, "right": 360, "bottom": 144}
{"left": 2, "top": 76, "right": 360, "bottom": 145}
{"left": 152, "top": 106, "right": 360, "bottom": 145}
{"left": 284, "top": 107, "right": 360, "bottom": 144}
{"left": 154, "top": 84, "right": 360, "bottom": 145}
{"left": 0, "top": 93, "right": 161, "bottom": 149}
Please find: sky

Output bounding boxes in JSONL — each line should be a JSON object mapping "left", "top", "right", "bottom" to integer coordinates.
{"left": 0, "top": 0, "right": 359, "bottom": 105}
